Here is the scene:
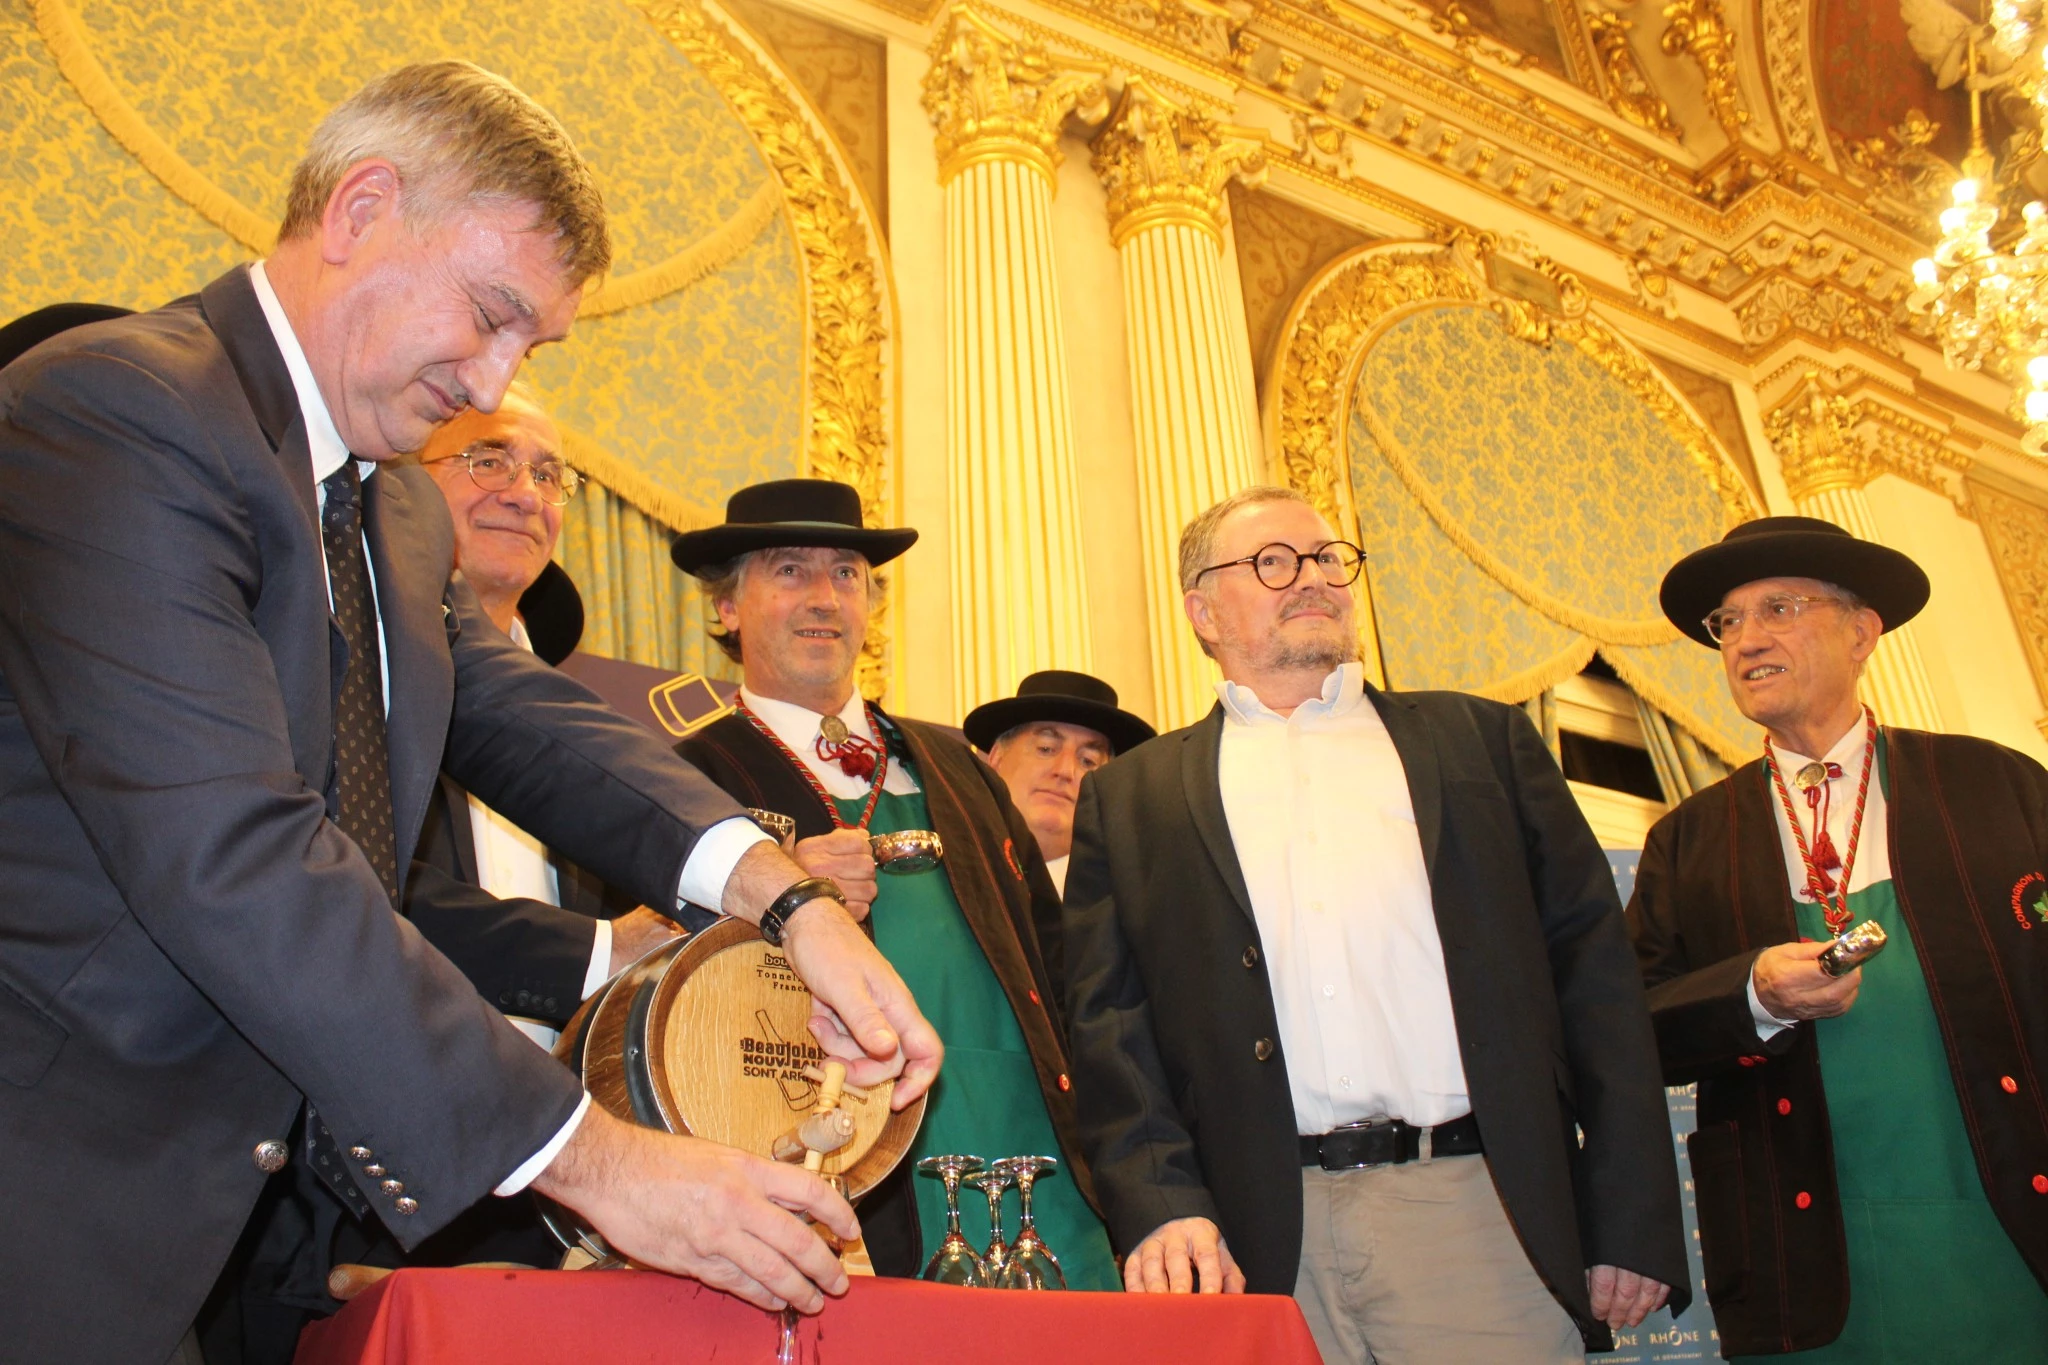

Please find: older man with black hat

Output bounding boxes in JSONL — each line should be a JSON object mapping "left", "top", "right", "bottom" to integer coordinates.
{"left": 671, "top": 478, "right": 1119, "bottom": 1288}
{"left": 1627, "top": 516, "right": 2048, "bottom": 1361}
{"left": 965, "top": 671, "right": 1155, "bottom": 895}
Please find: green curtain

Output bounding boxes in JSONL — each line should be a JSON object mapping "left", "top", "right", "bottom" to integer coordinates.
{"left": 554, "top": 476, "right": 740, "bottom": 683}
{"left": 1634, "top": 695, "right": 1732, "bottom": 805}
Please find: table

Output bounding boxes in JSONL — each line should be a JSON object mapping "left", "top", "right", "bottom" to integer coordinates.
{"left": 295, "top": 1269, "right": 1324, "bottom": 1364}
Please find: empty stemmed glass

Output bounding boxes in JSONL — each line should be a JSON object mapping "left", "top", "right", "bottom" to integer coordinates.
{"left": 963, "top": 1164, "right": 1015, "bottom": 1281}
{"left": 990, "top": 1156, "right": 1067, "bottom": 1290}
{"left": 917, "top": 1155, "right": 989, "bottom": 1286}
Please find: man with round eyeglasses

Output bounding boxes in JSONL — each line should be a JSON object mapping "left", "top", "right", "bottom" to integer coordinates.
{"left": 1063, "top": 485, "right": 1686, "bottom": 1364}
{"left": 1627, "top": 515, "right": 2048, "bottom": 1360}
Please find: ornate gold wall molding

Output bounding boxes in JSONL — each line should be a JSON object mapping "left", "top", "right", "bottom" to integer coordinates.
{"left": 1968, "top": 477, "right": 2048, "bottom": 731}
{"left": 1091, "top": 76, "right": 1268, "bottom": 245}
{"left": 1271, "top": 236, "right": 1756, "bottom": 649}
{"left": 921, "top": 5, "right": 1111, "bottom": 185}
{"left": 1735, "top": 276, "right": 1904, "bottom": 358}
{"left": 1758, "top": 0, "right": 1828, "bottom": 165}
{"left": 1659, "top": 0, "right": 1746, "bottom": 142}
{"left": 1761, "top": 369, "right": 1972, "bottom": 511}
{"left": 1585, "top": 9, "right": 1678, "bottom": 140}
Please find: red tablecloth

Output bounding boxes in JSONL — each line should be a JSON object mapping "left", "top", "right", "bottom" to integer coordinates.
{"left": 294, "top": 1268, "right": 1323, "bottom": 1364}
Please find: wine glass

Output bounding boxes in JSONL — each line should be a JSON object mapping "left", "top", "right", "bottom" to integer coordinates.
{"left": 990, "top": 1156, "right": 1067, "bottom": 1290}
{"left": 963, "top": 1165, "right": 1014, "bottom": 1281}
{"left": 917, "top": 1155, "right": 989, "bottom": 1286}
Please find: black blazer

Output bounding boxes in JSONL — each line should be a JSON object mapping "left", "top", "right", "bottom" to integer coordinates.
{"left": 406, "top": 772, "right": 643, "bottom": 1027}
{"left": 1063, "top": 687, "right": 1688, "bottom": 1350}
{"left": 1628, "top": 729, "right": 2048, "bottom": 1355}
{"left": 0, "top": 268, "right": 751, "bottom": 1364}
{"left": 676, "top": 707, "right": 1092, "bottom": 1275}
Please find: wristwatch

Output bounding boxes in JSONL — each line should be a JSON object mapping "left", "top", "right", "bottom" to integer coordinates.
{"left": 758, "top": 877, "right": 845, "bottom": 948}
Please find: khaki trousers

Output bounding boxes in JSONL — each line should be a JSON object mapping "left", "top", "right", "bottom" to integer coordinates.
{"left": 1293, "top": 1153, "right": 1584, "bottom": 1365}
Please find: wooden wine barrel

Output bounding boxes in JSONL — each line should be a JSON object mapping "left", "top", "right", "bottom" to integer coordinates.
{"left": 544, "top": 918, "right": 925, "bottom": 1259}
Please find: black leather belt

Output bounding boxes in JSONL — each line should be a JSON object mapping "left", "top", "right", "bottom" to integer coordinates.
{"left": 1299, "top": 1113, "right": 1484, "bottom": 1170}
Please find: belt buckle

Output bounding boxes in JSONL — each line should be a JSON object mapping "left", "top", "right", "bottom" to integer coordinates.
{"left": 1321, "top": 1119, "right": 1400, "bottom": 1171}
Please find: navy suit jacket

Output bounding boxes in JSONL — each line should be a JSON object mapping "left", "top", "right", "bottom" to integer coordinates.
{"left": 0, "top": 267, "right": 748, "bottom": 1363}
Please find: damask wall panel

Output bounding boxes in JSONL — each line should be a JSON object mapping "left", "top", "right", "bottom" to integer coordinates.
{"left": 4, "top": 0, "right": 888, "bottom": 684}
{"left": 1277, "top": 241, "right": 1757, "bottom": 761}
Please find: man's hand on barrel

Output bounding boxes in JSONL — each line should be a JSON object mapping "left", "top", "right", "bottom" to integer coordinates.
{"left": 723, "top": 841, "right": 942, "bottom": 1110}
{"left": 533, "top": 1105, "right": 857, "bottom": 1312}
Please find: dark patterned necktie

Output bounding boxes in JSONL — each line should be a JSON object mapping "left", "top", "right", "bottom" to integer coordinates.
{"left": 320, "top": 463, "right": 400, "bottom": 907}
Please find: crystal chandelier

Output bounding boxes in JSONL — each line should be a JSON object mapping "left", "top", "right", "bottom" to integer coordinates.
{"left": 1907, "top": 21, "right": 2048, "bottom": 455}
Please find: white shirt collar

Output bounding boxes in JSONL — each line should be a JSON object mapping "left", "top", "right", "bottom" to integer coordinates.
{"left": 1216, "top": 661, "right": 1368, "bottom": 726}
{"left": 1774, "top": 710, "right": 1874, "bottom": 774}
{"left": 739, "top": 687, "right": 873, "bottom": 751}
{"left": 247, "top": 260, "right": 360, "bottom": 486}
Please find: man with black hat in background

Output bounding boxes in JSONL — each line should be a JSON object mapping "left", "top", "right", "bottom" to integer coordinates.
{"left": 1628, "top": 516, "right": 2048, "bottom": 1360}
{"left": 965, "top": 671, "right": 1155, "bottom": 895}
{"left": 671, "top": 478, "right": 1119, "bottom": 1287}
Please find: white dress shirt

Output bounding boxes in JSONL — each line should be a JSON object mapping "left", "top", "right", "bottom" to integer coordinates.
{"left": 1216, "top": 661, "right": 1470, "bottom": 1134}
{"left": 1748, "top": 711, "right": 1891, "bottom": 1037}
{"left": 467, "top": 620, "right": 614, "bottom": 1051}
{"left": 1043, "top": 855, "right": 1069, "bottom": 897}
{"left": 739, "top": 688, "right": 921, "bottom": 799}
{"left": 245, "top": 263, "right": 767, "bottom": 1195}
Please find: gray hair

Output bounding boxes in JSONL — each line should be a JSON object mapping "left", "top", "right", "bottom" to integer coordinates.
{"left": 1177, "top": 485, "right": 1317, "bottom": 593}
{"left": 691, "top": 547, "right": 888, "bottom": 664}
{"left": 278, "top": 61, "right": 611, "bottom": 285}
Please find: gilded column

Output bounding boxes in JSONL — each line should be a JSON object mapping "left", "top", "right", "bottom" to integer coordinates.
{"left": 1091, "top": 80, "right": 1268, "bottom": 730}
{"left": 1765, "top": 379, "right": 1945, "bottom": 731}
{"left": 923, "top": 7, "right": 1109, "bottom": 718}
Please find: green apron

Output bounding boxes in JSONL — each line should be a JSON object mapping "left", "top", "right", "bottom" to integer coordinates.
{"left": 841, "top": 787, "right": 1120, "bottom": 1291}
{"left": 1737, "top": 752, "right": 2048, "bottom": 1360}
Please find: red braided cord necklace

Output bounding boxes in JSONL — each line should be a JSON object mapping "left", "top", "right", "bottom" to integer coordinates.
{"left": 1764, "top": 704, "right": 1878, "bottom": 937}
{"left": 735, "top": 698, "right": 890, "bottom": 832}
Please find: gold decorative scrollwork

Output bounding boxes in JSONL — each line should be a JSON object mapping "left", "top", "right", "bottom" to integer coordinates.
{"left": 636, "top": 0, "right": 894, "bottom": 698}
{"left": 1585, "top": 9, "right": 1678, "bottom": 139}
{"left": 1660, "top": 0, "right": 1747, "bottom": 141}
{"left": 1969, "top": 477, "right": 2048, "bottom": 732}
{"left": 921, "top": 5, "right": 1111, "bottom": 186}
{"left": 1272, "top": 237, "right": 1757, "bottom": 645}
{"left": 1091, "top": 77, "right": 1268, "bottom": 246}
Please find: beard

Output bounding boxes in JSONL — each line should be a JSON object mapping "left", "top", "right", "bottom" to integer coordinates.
{"left": 1217, "top": 595, "right": 1359, "bottom": 675}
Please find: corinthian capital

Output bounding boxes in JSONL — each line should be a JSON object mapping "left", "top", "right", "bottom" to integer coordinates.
{"left": 1089, "top": 78, "right": 1268, "bottom": 247}
{"left": 922, "top": 6, "right": 1111, "bottom": 185}
{"left": 1765, "top": 372, "right": 1874, "bottom": 502}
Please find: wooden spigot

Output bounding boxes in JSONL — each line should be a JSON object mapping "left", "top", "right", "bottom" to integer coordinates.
{"left": 804, "top": 1060, "right": 847, "bottom": 1172}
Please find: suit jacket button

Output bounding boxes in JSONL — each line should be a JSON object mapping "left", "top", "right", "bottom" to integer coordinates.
{"left": 1254, "top": 1037, "right": 1274, "bottom": 1062}
{"left": 394, "top": 1196, "right": 420, "bottom": 1215}
{"left": 252, "top": 1140, "right": 289, "bottom": 1174}
{"left": 543, "top": 998, "right": 559, "bottom": 1014}
{"left": 380, "top": 1178, "right": 405, "bottom": 1196}
{"left": 1242, "top": 946, "right": 1260, "bottom": 969}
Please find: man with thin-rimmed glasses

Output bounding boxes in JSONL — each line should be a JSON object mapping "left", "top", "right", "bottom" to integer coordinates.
{"left": 1627, "top": 515, "right": 2048, "bottom": 1360}
{"left": 1062, "top": 484, "right": 1687, "bottom": 1365}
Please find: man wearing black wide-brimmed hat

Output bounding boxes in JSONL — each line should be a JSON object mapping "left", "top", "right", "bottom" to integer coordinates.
{"left": 966, "top": 671, "right": 1155, "bottom": 895}
{"left": 1627, "top": 516, "right": 2048, "bottom": 1361}
{"left": 671, "top": 478, "right": 1119, "bottom": 1288}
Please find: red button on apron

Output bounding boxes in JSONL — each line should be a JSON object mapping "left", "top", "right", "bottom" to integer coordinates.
{"left": 1795, "top": 1191, "right": 1812, "bottom": 1209}
{"left": 1029, "top": 989, "right": 1041, "bottom": 1006}
{"left": 2002, "top": 1076, "right": 2020, "bottom": 1094}
{"left": 2033, "top": 1175, "right": 2047, "bottom": 1195}
{"left": 1058, "top": 1073, "right": 1071, "bottom": 1092}
{"left": 1777, "top": 1098, "right": 1792, "bottom": 1116}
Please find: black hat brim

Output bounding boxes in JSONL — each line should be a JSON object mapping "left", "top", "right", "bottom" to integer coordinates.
{"left": 963, "top": 695, "right": 1158, "bottom": 756}
{"left": 671, "top": 523, "right": 919, "bottom": 576}
{"left": 1660, "top": 529, "right": 1930, "bottom": 647}
{"left": 517, "top": 560, "right": 585, "bottom": 666}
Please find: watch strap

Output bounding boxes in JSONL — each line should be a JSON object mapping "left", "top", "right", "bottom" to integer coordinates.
{"left": 759, "top": 876, "right": 845, "bottom": 947}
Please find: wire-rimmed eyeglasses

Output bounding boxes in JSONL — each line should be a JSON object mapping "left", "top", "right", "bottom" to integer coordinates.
{"left": 1194, "top": 540, "right": 1367, "bottom": 590}
{"left": 430, "top": 446, "right": 582, "bottom": 506}
{"left": 1702, "top": 593, "right": 1851, "bottom": 645}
